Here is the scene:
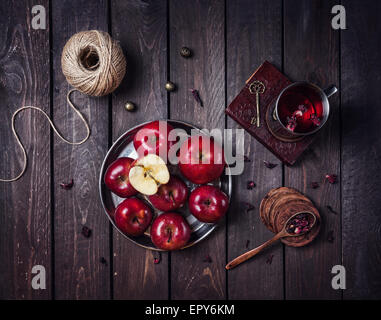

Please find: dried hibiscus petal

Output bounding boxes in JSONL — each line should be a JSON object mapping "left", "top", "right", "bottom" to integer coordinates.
{"left": 244, "top": 202, "right": 255, "bottom": 213}
{"left": 203, "top": 255, "right": 212, "bottom": 263}
{"left": 286, "top": 116, "right": 297, "bottom": 132}
{"left": 327, "top": 230, "right": 335, "bottom": 243}
{"left": 244, "top": 155, "right": 251, "bottom": 162}
{"left": 326, "top": 174, "right": 338, "bottom": 184}
{"left": 99, "top": 257, "right": 107, "bottom": 266}
{"left": 154, "top": 252, "right": 162, "bottom": 264}
{"left": 310, "top": 181, "right": 319, "bottom": 189}
{"left": 286, "top": 213, "right": 312, "bottom": 234}
{"left": 60, "top": 179, "right": 74, "bottom": 190}
{"left": 81, "top": 226, "right": 92, "bottom": 238}
{"left": 190, "top": 89, "right": 203, "bottom": 107}
{"left": 311, "top": 181, "right": 319, "bottom": 189}
{"left": 266, "top": 254, "right": 274, "bottom": 265}
{"left": 310, "top": 114, "right": 321, "bottom": 126}
{"left": 263, "top": 160, "right": 278, "bottom": 169}
{"left": 326, "top": 205, "right": 338, "bottom": 215}
{"left": 247, "top": 181, "right": 256, "bottom": 190}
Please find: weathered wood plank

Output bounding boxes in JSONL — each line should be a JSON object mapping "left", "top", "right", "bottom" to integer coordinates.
{"left": 111, "top": 0, "right": 169, "bottom": 300}
{"left": 283, "top": 0, "right": 341, "bottom": 299}
{"left": 0, "top": 0, "right": 51, "bottom": 299}
{"left": 342, "top": 0, "right": 381, "bottom": 299}
{"left": 226, "top": 0, "right": 284, "bottom": 300}
{"left": 169, "top": 0, "right": 226, "bottom": 299}
{"left": 52, "top": 0, "right": 110, "bottom": 299}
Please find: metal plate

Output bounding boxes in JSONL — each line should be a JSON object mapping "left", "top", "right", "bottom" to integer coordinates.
{"left": 99, "top": 120, "right": 232, "bottom": 251}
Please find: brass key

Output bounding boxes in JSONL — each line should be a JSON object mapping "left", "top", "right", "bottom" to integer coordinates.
{"left": 249, "top": 81, "right": 265, "bottom": 127}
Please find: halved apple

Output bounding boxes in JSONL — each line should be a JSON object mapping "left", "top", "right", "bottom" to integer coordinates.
{"left": 129, "top": 154, "right": 170, "bottom": 195}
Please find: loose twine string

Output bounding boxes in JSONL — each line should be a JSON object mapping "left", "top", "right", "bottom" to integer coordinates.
{"left": 1, "top": 30, "right": 126, "bottom": 182}
{"left": 0, "top": 89, "right": 90, "bottom": 182}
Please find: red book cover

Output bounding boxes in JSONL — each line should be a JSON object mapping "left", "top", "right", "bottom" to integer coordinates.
{"left": 225, "top": 61, "right": 316, "bottom": 165}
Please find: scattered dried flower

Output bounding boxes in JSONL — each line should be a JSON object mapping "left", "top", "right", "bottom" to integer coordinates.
{"left": 81, "top": 226, "right": 92, "bottom": 238}
{"left": 190, "top": 89, "right": 203, "bottom": 107}
{"left": 247, "top": 181, "right": 256, "bottom": 190}
{"left": 263, "top": 160, "right": 278, "bottom": 169}
{"left": 310, "top": 113, "right": 322, "bottom": 126}
{"left": 325, "top": 174, "right": 338, "bottom": 184}
{"left": 203, "top": 255, "right": 212, "bottom": 263}
{"left": 154, "top": 252, "right": 162, "bottom": 264}
{"left": 298, "top": 104, "right": 308, "bottom": 113}
{"left": 286, "top": 116, "right": 297, "bottom": 132}
{"left": 244, "top": 202, "right": 255, "bottom": 213}
{"left": 100, "top": 257, "right": 107, "bottom": 266}
{"left": 326, "top": 205, "right": 338, "bottom": 215}
{"left": 310, "top": 182, "right": 319, "bottom": 189}
{"left": 60, "top": 179, "right": 74, "bottom": 190}
{"left": 245, "top": 240, "right": 250, "bottom": 249}
{"left": 244, "top": 155, "right": 251, "bottom": 162}
{"left": 327, "top": 230, "right": 335, "bottom": 243}
{"left": 266, "top": 254, "right": 274, "bottom": 265}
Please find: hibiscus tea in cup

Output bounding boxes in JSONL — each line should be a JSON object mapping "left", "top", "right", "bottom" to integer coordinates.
{"left": 275, "top": 82, "right": 335, "bottom": 135}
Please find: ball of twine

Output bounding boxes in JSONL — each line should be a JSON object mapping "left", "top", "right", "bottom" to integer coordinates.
{"left": 61, "top": 30, "right": 126, "bottom": 96}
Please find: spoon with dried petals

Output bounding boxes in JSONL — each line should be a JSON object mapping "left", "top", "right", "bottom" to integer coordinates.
{"left": 225, "top": 211, "right": 317, "bottom": 270}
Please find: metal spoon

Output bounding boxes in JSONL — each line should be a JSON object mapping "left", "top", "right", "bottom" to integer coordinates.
{"left": 225, "top": 211, "right": 317, "bottom": 270}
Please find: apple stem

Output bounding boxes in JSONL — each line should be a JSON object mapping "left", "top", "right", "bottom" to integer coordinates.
{"left": 167, "top": 229, "right": 172, "bottom": 243}
{"left": 169, "top": 193, "right": 176, "bottom": 205}
{"left": 133, "top": 217, "right": 141, "bottom": 226}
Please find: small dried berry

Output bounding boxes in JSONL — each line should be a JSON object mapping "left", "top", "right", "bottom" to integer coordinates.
{"left": 81, "top": 226, "right": 92, "bottom": 238}
{"left": 100, "top": 257, "right": 107, "bottom": 266}
{"left": 326, "top": 174, "right": 338, "bottom": 184}
{"left": 165, "top": 81, "right": 176, "bottom": 92}
{"left": 247, "top": 181, "right": 256, "bottom": 190}
{"left": 180, "top": 47, "right": 192, "bottom": 58}
{"left": 124, "top": 102, "right": 136, "bottom": 112}
{"left": 263, "top": 160, "right": 278, "bottom": 169}
{"left": 60, "top": 179, "right": 74, "bottom": 190}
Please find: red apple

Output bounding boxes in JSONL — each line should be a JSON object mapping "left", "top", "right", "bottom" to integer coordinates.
{"left": 104, "top": 157, "right": 138, "bottom": 198}
{"left": 148, "top": 176, "right": 188, "bottom": 212}
{"left": 133, "top": 120, "right": 175, "bottom": 158}
{"left": 178, "top": 135, "right": 225, "bottom": 184}
{"left": 150, "top": 212, "right": 191, "bottom": 250}
{"left": 188, "top": 185, "right": 229, "bottom": 223}
{"left": 115, "top": 198, "right": 153, "bottom": 236}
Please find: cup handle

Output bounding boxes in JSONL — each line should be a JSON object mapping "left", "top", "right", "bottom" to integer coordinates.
{"left": 323, "top": 85, "right": 338, "bottom": 98}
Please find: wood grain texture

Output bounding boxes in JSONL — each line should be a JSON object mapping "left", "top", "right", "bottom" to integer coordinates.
{"left": 226, "top": 0, "right": 284, "bottom": 300}
{"left": 52, "top": 0, "right": 110, "bottom": 299}
{"left": 0, "top": 0, "right": 51, "bottom": 299}
{"left": 111, "top": 0, "right": 169, "bottom": 300}
{"left": 341, "top": 0, "right": 381, "bottom": 299}
{"left": 169, "top": 0, "right": 226, "bottom": 299}
{"left": 283, "top": 0, "right": 341, "bottom": 299}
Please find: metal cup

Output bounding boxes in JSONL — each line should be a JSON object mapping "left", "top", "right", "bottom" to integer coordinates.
{"left": 274, "top": 81, "right": 338, "bottom": 136}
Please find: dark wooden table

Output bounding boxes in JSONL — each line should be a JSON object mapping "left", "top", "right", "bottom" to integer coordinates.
{"left": 1, "top": 0, "right": 380, "bottom": 300}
